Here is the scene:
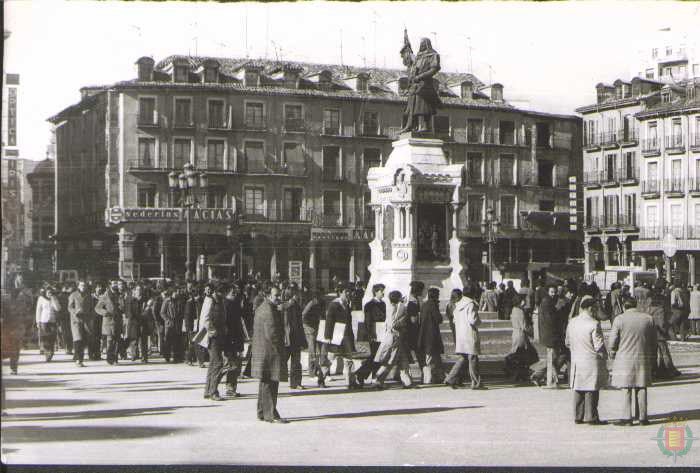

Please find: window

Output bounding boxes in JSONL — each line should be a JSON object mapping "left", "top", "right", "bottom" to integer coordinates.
{"left": 624, "top": 194, "right": 637, "bottom": 226}
{"left": 138, "top": 97, "right": 156, "bottom": 125}
{"left": 665, "top": 46, "right": 672, "bottom": 56}
{"left": 363, "top": 148, "right": 381, "bottom": 170}
{"left": 536, "top": 123, "right": 551, "bottom": 147}
{"left": 323, "top": 146, "right": 341, "bottom": 180}
{"left": 137, "top": 185, "right": 156, "bottom": 208}
{"left": 499, "top": 154, "right": 514, "bottom": 185}
{"left": 694, "top": 64, "right": 700, "bottom": 76}
{"left": 203, "top": 67, "right": 218, "bottom": 83}
{"left": 357, "top": 76, "right": 368, "bottom": 92}
{"left": 244, "top": 141, "right": 265, "bottom": 172}
{"left": 604, "top": 195, "right": 619, "bottom": 225}
{"left": 671, "top": 159, "right": 682, "bottom": 190}
{"left": 283, "top": 142, "right": 305, "bottom": 175}
{"left": 695, "top": 203, "right": 700, "bottom": 228}
{"left": 174, "top": 65, "right": 189, "bottom": 83}
{"left": 467, "top": 119, "right": 483, "bottom": 143}
{"left": 670, "top": 205, "right": 682, "bottom": 235}
{"left": 245, "top": 102, "right": 265, "bottom": 128}
{"left": 138, "top": 138, "right": 155, "bottom": 167}
{"left": 468, "top": 195, "right": 484, "bottom": 226}
{"left": 208, "top": 100, "right": 226, "bottom": 128}
{"left": 539, "top": 200, "right": 554, "bottom": 212}
{"left": 662, "top": 91, "right": 672, "bottom": 104}
{"left": 652, "top": 48, "right": 658, "bottom": 58}
{"left": 646, "top": 205, "right": 658, "bottom": 233}
{"left": 207, "top": 140, "right": 225, "bottom": 170}
{"left": 173, "top": 139, "right": 191, "bottom": 169}
{"left": 207, "top": 186, "right": 226, "bottom": 208}
{"left": 624, "top": 151, "right": 636, "bottom": 179}
{"left": 648, "top": 123, "right": 658, "bottom": 145}
{"left": 647, "top": 161, "right": 658, "bottom": 181}
{"left": 467, "top": 153, "right": 483, "bottom": 184}
{"left": 362, "top": 111, "right": 379, "bottom": 136}
{"left": 284, "top": 104, "right": 304, "bottom": 131}
{"left": 537, "top": 161, "right": 554, "bottom": 187}
{"left": 323, "top": 109, "right": 340, "bottom": 135}
{"left": 499, "top": 120, "right": 515, "bottom": 145}
{"left": 174, "top": 98, "right": 192, "bottom": 126}
{"left": 606, "top": 154, "right": 617, "bottom": 181}
{"left": 500, "top": 196, "right": 515, "bottom": 227}
{"left": 434, "top": 115, "right": 450, "bottom": 136}
{"left": 645, "top": 68, "right": 654, "bottom": 79}
{"left": 671, "top": 119, "right": 682, "bottom": 146}
{"left": 283, "top": 188, "right": 303, "bottom": 221}
{"left": 364, "top": 191, "right": 374, "bottom": 227}
{"left": 323, "top": 191, "right": 342, "bottom": 225}
{"left": 245, "top": 187, "right": 265, "bottom": 216}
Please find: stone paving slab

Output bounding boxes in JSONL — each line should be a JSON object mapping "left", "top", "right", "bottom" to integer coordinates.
{"left": 1, "top": 349, "right": 699, "bottom": 467}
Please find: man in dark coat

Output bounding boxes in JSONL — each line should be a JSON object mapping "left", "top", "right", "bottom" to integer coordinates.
{"left": 68, "top": 281, "right": 93, "bottom": 367}
{"left": 220, "top": 284, "right": 246, "bottom": 397}
{"left": 320, "top": 282, "right": 358, "bottom": 388}
{"left": 183, "top": 285, "right": 203, "bottom": 365}
{"left": 203, "top": 284, "right": 227, "bottom": 401}
{"left": 57, "top": 285, "right": 73, "bottom": 356}
{"left": 160, "top": 288, "right": 184, "bottom": 363}
{"left": 417, "top": 287, "right": 444, "bottom": 384}
{"left": 538, "top": 286, "right": 560, "bottom": 387}
{"left": 406, "top": 281, "right": 426, "bottom": 375}
{"left": 88, "top": 283, "right": 104, "bottom": 360}
{"left": 281, "top": 289, "right": 306, "bottom": 389}
{"left": 94, "top": 280, "right": 123, "bottom": 365}
{"left": 301, "top": 291, "right": 324, "bottom": 383}
{"left": 252, "top": 285, "right": 289, "bottom": 423}
{"left": 355, "top": 284, "right": 386, "bottom": 385}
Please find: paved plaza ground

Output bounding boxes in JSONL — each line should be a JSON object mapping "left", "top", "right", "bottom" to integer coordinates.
{"left": 2, "top": 345, "right": 699, "bottom": 467}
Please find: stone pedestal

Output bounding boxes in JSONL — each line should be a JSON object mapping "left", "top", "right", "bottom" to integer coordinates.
{"left": 363, "top": 133, "right": 466, "bottom": 306}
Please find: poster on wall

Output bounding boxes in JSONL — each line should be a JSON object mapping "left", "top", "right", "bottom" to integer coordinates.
{"left": 289, "top": 260, "right": 303, "bottom": 286}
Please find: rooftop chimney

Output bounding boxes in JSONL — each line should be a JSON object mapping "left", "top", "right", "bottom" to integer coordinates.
{"left": 135, "top": 57, "right": 155, "bottom": 82}
{"left": 491, "top": 83, "right": 503, "bottom": 102}
{"left": 283, "top": 63, "right": 303, "bottom": 89}
{"left": 461, "top": 80, "right": 474, "bottom": 99}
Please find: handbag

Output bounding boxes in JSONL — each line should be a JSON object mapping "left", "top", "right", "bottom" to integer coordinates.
{"left": 316, "top": 320, "right": 346, "bottom": 345}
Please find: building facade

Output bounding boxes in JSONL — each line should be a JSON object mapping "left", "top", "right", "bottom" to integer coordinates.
{"left": 579, "top": 77, "right": 700, "bottom": 284}
{"left": 49, "top": 54, "right": 582, "bottom": 287}
{"left": 25, "top": 159, "right": 56, "bottom": 277}
{"left": 633, "top": 27, "right": 700, "bottom": 83}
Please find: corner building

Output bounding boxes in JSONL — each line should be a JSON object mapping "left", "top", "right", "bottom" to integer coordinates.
{"left": 49, "top": 55, "right": 582, "bottom": 287}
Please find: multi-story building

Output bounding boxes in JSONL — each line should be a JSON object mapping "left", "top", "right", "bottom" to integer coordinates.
{"left": 25, "top": 158, "right": 56, "bottom": 276}
{"left": 579, "top": 77, "right": 700, "bottom": 284}
{"left": 633, "top": 27, "right": 700, "bottom": 83}
{"left": 49, "top": 54, "right": 582, "bottom": 287}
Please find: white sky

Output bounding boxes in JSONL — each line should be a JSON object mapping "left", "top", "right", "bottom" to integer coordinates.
{"left": 4, "top": 0, "right": 700, "bottom": 161}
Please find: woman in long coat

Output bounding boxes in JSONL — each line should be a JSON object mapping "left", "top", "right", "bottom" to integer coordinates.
{"left": 689, "top": 284, "right": 700, "bottom": 336}
{"left": 373, "top": 291, "right": 413, "bottom": 388}
{"left": 445, "top": 289, "right": 483, "bottom": 389}
{"left": 504, "top": 296, "right": 539, "bottom": 381}
{"left": 416, "top": 287, "right": 444, "bottom": 384}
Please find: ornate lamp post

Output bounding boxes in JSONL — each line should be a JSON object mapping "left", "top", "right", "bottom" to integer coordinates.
{"left": 481, "top": 207, "right": 501, "bottom": 282}
{"left": 168, "top": 163, "right": 208, "bottom": 282}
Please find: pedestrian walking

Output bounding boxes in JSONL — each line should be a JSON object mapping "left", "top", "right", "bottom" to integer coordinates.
{"left": 689, "top": 283, "right": 700, "bottom": 336}
{"left": 36, "top": 287, "right": 61, "bottom": 362}
{"left": 281, "top": 288, "right": 306, "bottom": 389}
{"left": 355, "top": 284, "right": 386, "bottom": 385}
{"left": 417, "top": 287, "right": 444, "bottom": 384}
{"left": 68, "top": 281, "right": 93, "bottom": 367}
{"left": 609, "top": 298, "right": 656, "bottom": 426}
{"left": 565, "top": 296, "right": 608, "bottom": 425}
{"left": 94, "top": 280, "right": 123, "bottom": 365}
{"left": 445, "top": 285, "right": 485, "bottom": 389}
{"left": 538, "top": 286, "right": 561, "bottom": 387}
{"left": 319, "top": 282, "right": 359, "bottom": 389}
{"left": 203, "top": 284, "right": 227, "bottom": 401}
{"left": 372, "top": 290, "right": 414, "bottom": 389}
{"left": 301, "top": 290, "right": 324, "bottom": 385}
{"left": 504, "top": 295, "right": 539, "bottom": 382}
{"left": 251, "top": 285, "right": 289, "bottom": 423}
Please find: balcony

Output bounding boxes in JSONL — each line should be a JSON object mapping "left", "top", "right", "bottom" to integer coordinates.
{"left": 127, "top": 159, "right": 168, "bottom": 171}
{"left": 207, "top": 117, "right": 229, "bottom": 130}
{"left": 322, "top": 171, "right": 345, "bottom": 183}
{"left": 619, "top": 166, "right": 639, "bottom": 185}
{"left": 690, "top": 134, "right": 700, "bottom": 152}
{"left": 173, "top": 118, "right": 195, "bottom": 129}
{"left": 642, "top": 138, "right": 660, "bottom": 157}
{"left": 688, "top": 226, "right": 700, "bottom": 239}
{"left": 244, "top": 116, "right": 267, "bottom": 130}
{"left": 584, "top": 216, "right": 603, "bottom": 232}
{"left": 313, "top": 213, "right": 344, "bottom": 227}
{"left": 284, "top": 118, "right": 306, "bottom": 133}
{"left": 600, "top": 131, "right": 618, "bottom": 149}
{"left": 619, "top": 213, "right": 639, "bottom": 231}
{"left": 639, "top": 226, "right": 661, "bottom": 240}
{"left": 664, "top": 177, "right": 685, "bottom": 196}
{"left": 137, "top": 111, "right": 159, "bottom": 128}
{"left": 464, "top": 175, "right": 486, "bottom": 187}
{"left": 583, "top": 135, "right": 600, "bottom": 151}
{"left": 688, "top": 178, "right": 700, "bottom": 195}
{"left": 359, "top": 125, "right": 382, "bottom": 137}
{"left": 619, "top": 129, "right": 639, "bottom": 146}
{"left": 583, "top": 171, "right": 602, "bottom": 188}
{"left": 601, "top": 168, "right": 619, "bottom": 187}
{"left": 663, "top": 225, "right": 686, "bottom": 239}
{"left": 602, "top": 215, "right": 620, "bottom": 231}
{"left": 641, "top": 179, "right": 661, "bottom": 198}
{"left": 665, "top": 135, "right": 685, "bottom": 154}
{"left": 322, "top": 123, "right": 341, "bottom": 136}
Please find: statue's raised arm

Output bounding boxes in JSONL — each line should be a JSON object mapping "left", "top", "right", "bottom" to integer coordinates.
{"left": 399, "top": 32, "right": 442, "bottom": 134}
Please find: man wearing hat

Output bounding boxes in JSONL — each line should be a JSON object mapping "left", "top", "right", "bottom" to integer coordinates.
{"left": 565, "top": 296, "right": 608, "bottom": 425}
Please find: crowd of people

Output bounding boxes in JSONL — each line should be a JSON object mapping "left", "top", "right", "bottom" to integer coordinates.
{"left": 1, "top": 273, "right": 696, "bottom": 424}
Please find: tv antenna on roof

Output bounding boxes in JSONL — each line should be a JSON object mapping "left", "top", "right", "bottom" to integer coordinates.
{"left": 339, "top": 28, "right": 344, "bottom": 66}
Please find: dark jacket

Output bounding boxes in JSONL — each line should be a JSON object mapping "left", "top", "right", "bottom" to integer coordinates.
{"left": 223, "top": 295, "right": 246, "bottom": 353}
{"left": 94, "top": 289, "right": 122, "bottom": 337}
{"left": 406, "top": 296, "right": 421, "bottom": 350}
{"left": 538, "top": 294, "right": 558, "bottom": 348}
{"left": 251, "top": 299, "right": 288, "bottom": 382}
{"left": 122, "top": 295, "right": 144, "bottom": 340}
{"left": 416, "top": 298, "right": 444, "bottom": 355}
{"left": 160, "top": 296, "right": 182, "bottom": 330}
{"left": 363, "top": 298, "right": 386, "bottom": 342}
{"left": 206, "top": 295, "right": 226, "bottom": 342}
{"left": 324, "top": 297, "right": 356, "bottom": 354}
{"left": 301, "top": 299, "right": 323, "bottom": 331}
{"left": 281, "top": 298, "right": 307, "bottom": 350}
{"left": 183, "top": 295, "right": 201, "bottom": 333}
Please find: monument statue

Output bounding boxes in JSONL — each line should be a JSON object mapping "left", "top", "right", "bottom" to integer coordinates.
{"left": 398, "top": 30, "right": 442, "bottom": 134}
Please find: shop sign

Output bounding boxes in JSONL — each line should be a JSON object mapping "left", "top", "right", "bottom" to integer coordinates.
{"left": 311, "top": 230, "right": 349, "bottom": 241}
{"left": 107, "top": 207, "right": 236, "bottom": 225}
{"left": 289, "top": 261, "right": 303, "bottom": 286}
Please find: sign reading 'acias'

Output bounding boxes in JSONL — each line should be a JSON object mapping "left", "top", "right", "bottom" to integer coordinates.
{"left": 106, "top": 207, "right": 236, "bottom": 226}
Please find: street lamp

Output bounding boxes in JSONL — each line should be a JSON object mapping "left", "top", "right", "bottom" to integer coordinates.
{"left": 168, "top": 163, "right": 208, "bottom": 282}
{"left": 481, "top": 207, "right": 501, "bottom": 282}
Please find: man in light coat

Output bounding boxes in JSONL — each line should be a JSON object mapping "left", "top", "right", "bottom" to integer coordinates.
{"left": 609, "top": 298, "right": 657, "bottom": 426}
{"left": 68, "top": 281, "right": 92, "bottom": 367}
{"left": 445, "top": 285, "right": 485, "bottom": 389}
{"left": 566, "top": 296, "right": 608, "bottom": 425}
{"left": 94, "top": 280, "right": 123, "bottom": 365}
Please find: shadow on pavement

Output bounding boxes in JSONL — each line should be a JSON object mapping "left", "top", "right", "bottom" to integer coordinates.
{"left": 4, "top": 398, "right": 104, "bottom": 409}
{"left": 287, "top": 405, "right": 482, "bottom": 422}
{"left": 27, "top": 369, "right": 165, "bottom": 376}
{"left": 3, "top": 378, "right": 73, "bottom": 390}
{"left": 648, "top": 408, "right": 700, "bottom": 424}
{"left": 2, "top": 405, "right": 217, "bottom": 422}
{"left": 1, "top": 425, "right": 189, "bottom": 443}
{"left": 120, "top": 386, "right": 199, "bottom": 393}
